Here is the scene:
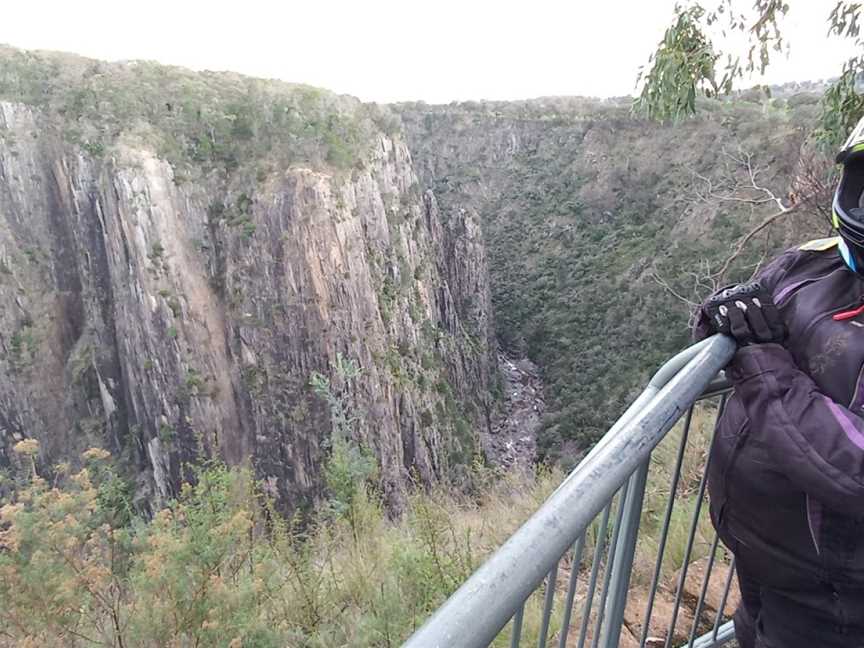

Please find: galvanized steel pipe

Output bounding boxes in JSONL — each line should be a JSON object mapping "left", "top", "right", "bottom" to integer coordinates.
{"left": 402, "top": 334, "right": 736, "bottom": 648}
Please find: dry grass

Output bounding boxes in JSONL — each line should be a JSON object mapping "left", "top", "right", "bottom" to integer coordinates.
{"left": 634, "top": 403, "right": 721, "bottom": 588}
{"left": 0, "top": 402, "right": 727, "bottom": 647}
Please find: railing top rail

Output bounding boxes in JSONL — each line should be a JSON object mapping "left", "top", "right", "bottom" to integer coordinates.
{"left": 402, "top": 334, "right": 737, "bottom": 648}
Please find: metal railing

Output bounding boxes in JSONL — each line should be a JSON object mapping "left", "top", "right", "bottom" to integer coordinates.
{"left": 404, "top": 334, "right": 739, "bottom": 648}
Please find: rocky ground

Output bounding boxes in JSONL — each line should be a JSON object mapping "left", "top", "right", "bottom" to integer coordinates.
{"left": 484, "top": 353, "right": 544, "bottom": 470}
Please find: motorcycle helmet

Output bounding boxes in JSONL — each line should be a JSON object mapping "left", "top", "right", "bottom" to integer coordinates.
{"left": 833, "top": 115, "right": 864, "bottom": 273}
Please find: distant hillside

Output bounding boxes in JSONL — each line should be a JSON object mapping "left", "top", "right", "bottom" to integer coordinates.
{"left": 399, "top": 95, "right": 828, "bottom": 459}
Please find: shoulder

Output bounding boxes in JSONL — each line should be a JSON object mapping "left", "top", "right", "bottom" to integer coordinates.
{"left": 756, "top": 238, "right": 843, "bottom": 294}
{"left": 797, "top": 236, "right": 841, "bottom": 252}
{"left": 774, "top": 237, "right": 842, "bottom": 270}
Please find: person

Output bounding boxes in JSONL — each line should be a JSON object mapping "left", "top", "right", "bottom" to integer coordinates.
{"left": 694, "top": 117, "right": 864, "bottom": 648}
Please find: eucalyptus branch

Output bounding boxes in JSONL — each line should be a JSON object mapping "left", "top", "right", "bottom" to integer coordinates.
{"left": 637, "top": 0, "right": 861, "bottom": 130}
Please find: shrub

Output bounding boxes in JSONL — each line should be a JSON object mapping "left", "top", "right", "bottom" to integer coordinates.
{"left": 0, "top": 455, "right": 565, "bottom": 647}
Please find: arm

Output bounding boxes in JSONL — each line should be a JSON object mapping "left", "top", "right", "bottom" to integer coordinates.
{"left": 692, "top": 247, "right": 864, "bottom": 511}
{"left": 729, "top": 343, "right": 864, "bottom": 514}
{"left": 693, "top": 249, "right": 799, "bottom": 342}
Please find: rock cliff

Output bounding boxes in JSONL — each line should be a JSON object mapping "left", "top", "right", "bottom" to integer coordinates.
{"left": 0, "top": 49, "right": 497, "bottom": 512}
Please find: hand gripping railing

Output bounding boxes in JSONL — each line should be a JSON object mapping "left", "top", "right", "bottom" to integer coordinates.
{"left": 403, "top": 334, "right": 738, "bottom": 648}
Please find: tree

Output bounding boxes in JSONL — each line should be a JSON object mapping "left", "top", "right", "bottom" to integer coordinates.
{"left": 640, "top": 2, "right": 851, "bottom": 322}
{"left": 652, "top": 144, "right": 835, "bottom": 324}
{"left": 637, "top": 1, "right": 864, "bottom": 146}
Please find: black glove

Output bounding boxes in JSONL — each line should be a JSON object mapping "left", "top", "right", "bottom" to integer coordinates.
{"left": 702, "top": 281, "right": 786, "bottom": 345}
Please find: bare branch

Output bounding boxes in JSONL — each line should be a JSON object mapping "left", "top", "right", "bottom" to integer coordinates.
{"left": 692, "top": 147, "right": 792, "bottom": 212}
{"left": 790, "top": 147, "right": 837, "bottom": 231}
{"left": 656, "top": 143, "right": 832, "bottom": 319}
{"left": 711, "top": 202, "right": 796, "bottom": 282}
{"left": 650, "top": 262, "right": 719, "bottom": 330}
{"left": 745, "top": 249, "right": 769, "bottom": 282}
{"left": 650, "top": 270, "right": 699, "bottom": 309}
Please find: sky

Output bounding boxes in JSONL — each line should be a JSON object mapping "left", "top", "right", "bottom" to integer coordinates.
{"left": 0, "top": 1, "right": 858, "bottom": 103}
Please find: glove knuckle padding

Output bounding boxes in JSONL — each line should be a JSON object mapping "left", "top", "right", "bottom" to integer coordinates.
{"left": 701, "top": 281, "right": 785, "bottom": 345}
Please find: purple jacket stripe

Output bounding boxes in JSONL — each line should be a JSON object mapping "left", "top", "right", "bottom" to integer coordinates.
{"left": 775, "top": 278, "right": 813, "bottom": 304}
{"left": 825, "top": 398, "right": 864, "bottom": 450}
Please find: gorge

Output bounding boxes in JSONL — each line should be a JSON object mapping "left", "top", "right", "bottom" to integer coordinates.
{"left": 0, "top": 45, "right": 827, "bottom": 513}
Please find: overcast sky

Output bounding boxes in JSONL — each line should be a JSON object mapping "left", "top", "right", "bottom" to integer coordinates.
{"left": 0, "top": 1, "right": 858, "bottom": 103}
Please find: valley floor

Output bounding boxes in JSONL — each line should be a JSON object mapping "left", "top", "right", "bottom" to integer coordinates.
{"left": 484, "top": 353, "right": 544, "bottom": 471}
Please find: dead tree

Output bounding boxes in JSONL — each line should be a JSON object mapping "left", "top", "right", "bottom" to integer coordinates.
{"left": 653, "top": 144, "right": 833, "bottom": 324}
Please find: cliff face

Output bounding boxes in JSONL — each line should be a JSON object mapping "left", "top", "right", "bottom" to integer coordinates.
{"left": 0, "top": 89, "right": 496, "bottom": 512}
{"left": 0, "top": 46, "right": 831, "bottom": 500}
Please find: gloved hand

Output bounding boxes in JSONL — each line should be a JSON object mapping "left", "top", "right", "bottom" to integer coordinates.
{"left": 701, "top": 281, "right": 786, "bottom": 345}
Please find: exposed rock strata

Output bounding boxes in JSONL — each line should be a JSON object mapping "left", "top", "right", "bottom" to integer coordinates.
{"left": 0, "top": 100, "right": 497, "bottom": 512}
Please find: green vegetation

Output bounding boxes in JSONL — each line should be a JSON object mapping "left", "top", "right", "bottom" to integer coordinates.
{"left": 0, "top": 46, "right": 394, "bottom": 177}
{"left": 634, "top": 405, "right": 719, "bottom": 583}
{"left": 178, "top": 368, "right": 208, "bottom": 400}
{"left": 158, "top": 422, "right": 175, "bottom": 441}
{"left": 169, "top": 296, "right": 184, "bottom": 318}
{"left": 0, "top": 440, "right": 563, "bottom": 647}
{"left": 634, "top": 5, "right": 734, "bottom": 122}
{"left": 638, "top": 1, "right": 864, "bottom": 145}
{"left": 310, "top": 354, "right": 379, "bottom": 527}
{"left": 9, "top": 323, "right": 37, "bottom": 372}
{"left": 0, "top": 401, "right": 724, "bottom": 647}
{"left": 400, "top": 96, "right": 824, "bottom": 457}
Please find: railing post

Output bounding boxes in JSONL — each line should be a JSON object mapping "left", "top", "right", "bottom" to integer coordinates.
{"left": 401, "top": 335, "right": 736, "bottom": 648}
{"left": 598, "top": 460, "right": 649, "bottom": 648}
